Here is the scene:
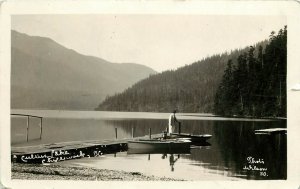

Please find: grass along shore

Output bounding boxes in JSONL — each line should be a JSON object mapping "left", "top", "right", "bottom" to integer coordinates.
{"left": 11, "top": 163, "right": 184, "bottom": 181}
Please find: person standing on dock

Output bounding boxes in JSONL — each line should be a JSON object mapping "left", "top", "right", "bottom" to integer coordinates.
{"left": 168, "top": 109, "right": 180, "bottom": 134}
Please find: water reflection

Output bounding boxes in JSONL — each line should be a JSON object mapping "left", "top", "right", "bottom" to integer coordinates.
{"left": 127, "top": 153, "right": 182, "bottom": 172}
{"left": 113, "top": 119, "right": 286, "bottom": 180}
{"left": 127, "top": 141, "right": 211, "bottom": 173}
{"left": 169, "top": 154, "right": 180, "bottom": 172}
{"left": 11, "top": 116, "right": 286, "bottom": 180}
{"left": 212, "top": 120, "right": 287, "bottom": 180}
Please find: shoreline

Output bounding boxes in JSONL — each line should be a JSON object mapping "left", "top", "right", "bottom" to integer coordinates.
{"left": 11, "top": 163, "right": 185, "bottom": 181}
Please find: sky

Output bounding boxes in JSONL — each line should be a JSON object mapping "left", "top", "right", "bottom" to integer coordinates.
{"left": 12, "top": 15, "right": 286, "bottom": 72}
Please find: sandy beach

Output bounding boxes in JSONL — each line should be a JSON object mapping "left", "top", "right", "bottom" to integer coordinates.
{"left": 11, "top": 163, "right": 184, "bottom": 181}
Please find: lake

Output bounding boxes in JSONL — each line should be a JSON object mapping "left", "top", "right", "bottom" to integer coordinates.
{"left": 11, "top": 109, "right": 287, "bottom": 180}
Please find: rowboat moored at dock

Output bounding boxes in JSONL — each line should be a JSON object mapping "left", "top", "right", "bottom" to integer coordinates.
{"left": 127, "top": 138, "right": 191, "bottom": 151}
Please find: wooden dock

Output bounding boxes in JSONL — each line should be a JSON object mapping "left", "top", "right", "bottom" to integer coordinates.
{"left": 11, "top": 134, "right": 162, "bottom": 164}
{"left": 254, "top": 128, "right": 287, "bottom": 135}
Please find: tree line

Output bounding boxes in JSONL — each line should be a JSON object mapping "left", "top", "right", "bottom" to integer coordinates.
{"left": 214, "top": 26, "right": 287, "bottom": 117}
{"left": 96, "top": 40, "right": 269, "bottom": 113}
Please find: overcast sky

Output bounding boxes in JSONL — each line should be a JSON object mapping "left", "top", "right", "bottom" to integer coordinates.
{"left": 12, "top": 15, "right": 286, "bottom": 72}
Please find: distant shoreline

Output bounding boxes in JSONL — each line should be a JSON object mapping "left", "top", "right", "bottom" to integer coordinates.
{"left": 11, "top": 163, "right": 184, "bottom": 181}
{"left": 12, "top": 109, "right": 286, "bottom": 120}
{"left": 187, "top": 114, "right": 286, "bottom": 120}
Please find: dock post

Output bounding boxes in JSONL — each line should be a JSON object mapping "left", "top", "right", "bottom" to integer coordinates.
{"left": 115, "top": 128, "right": 118, "bottom": 139}
{"left": 39, "top": 118, "right": 43, "bottom": 140}
{"left": 131, "top": 127, "right": 134, "bottom": 138}
{"left": 26, "top": 116, "right": 29, "bottom": 142}
{"left": 179, "top": 122, "right": 181, "bottom": 134}
{"left": 149, "top": 128, "right": 152, "bottom": 139}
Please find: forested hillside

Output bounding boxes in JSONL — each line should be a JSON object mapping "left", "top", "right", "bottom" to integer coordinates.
{"left": 96, "top": 40, "right": 268, "bottom": 113}
{"left": 214, "top": 26, "right": 287, "bottom": 117}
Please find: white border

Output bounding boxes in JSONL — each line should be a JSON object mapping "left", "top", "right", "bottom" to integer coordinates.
{"left": 1, "top": 0, "right": 300, "bottom": 188}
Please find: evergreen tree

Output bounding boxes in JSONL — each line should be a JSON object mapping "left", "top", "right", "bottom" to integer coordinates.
{"left": 214, "top": 60, "right": 234, "bottom": 116}
{"left": 214, "top": 26, "right": 287, "bottom": 118}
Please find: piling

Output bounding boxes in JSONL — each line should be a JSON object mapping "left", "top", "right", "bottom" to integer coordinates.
{"left": 131, "top": 127, "right": 134, "bottom": 138}
{"left": 115, "top": 128, "right": 118, "bottom": 139}
{"left": 149, "top": 128, "right": 152, "bottom": 139}
{"left": 178, "top": 122, "right": 181, "bottom": 134}
{"left": 39, "top": 118, "right": 43, "bottom": 140}
{"left": 26, "top": 116, "right": 29, "bottom": 142}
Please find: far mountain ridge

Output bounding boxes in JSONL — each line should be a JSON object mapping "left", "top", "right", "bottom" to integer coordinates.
{"left": 11, "top": 30, "right": 152, "bottom": 69}
{"left": 11, "top": 30, "right": 156, "bottom": 110}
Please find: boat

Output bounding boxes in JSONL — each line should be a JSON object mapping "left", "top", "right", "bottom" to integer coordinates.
{"left": 170, "top": 133, "right": 212, "bottom": 142}
{"left": 127, "top": 138, "right": 191, "bottom": 151}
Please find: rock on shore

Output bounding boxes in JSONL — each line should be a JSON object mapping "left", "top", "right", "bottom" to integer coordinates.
{"left": 12, "top": 163, "right": 184, "bottom": 181}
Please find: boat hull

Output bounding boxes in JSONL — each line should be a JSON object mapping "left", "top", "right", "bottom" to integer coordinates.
{"left": 127, "top": 139, "right": 191, "bottom": 151}
{"left": 171, "top": 133, "right": 212, "bottom": 142}
{"left": 127, "top": 147, "right": 190, "bottom": 154}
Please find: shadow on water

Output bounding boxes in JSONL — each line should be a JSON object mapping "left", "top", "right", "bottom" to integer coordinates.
{"left": 212, "top": 120, "right": 287, "bottom": 180}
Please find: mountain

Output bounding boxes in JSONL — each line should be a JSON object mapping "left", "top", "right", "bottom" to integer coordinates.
{"left": 96, "top": 41, "right": 268, "bottom": 113}
{"left": 11, "top": 30, "right": 156, "bottom": 110}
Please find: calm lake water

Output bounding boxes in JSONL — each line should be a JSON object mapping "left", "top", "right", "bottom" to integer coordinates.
{"left": 11, "top": 110, "right": 287, "bottom": 180}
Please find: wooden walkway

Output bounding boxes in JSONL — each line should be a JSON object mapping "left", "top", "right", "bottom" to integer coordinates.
{"left": 254, "top": 128, "right": 287, "bottom": 135}
{"left": 11, "top": 134, "right": 162, "bottom": 164}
